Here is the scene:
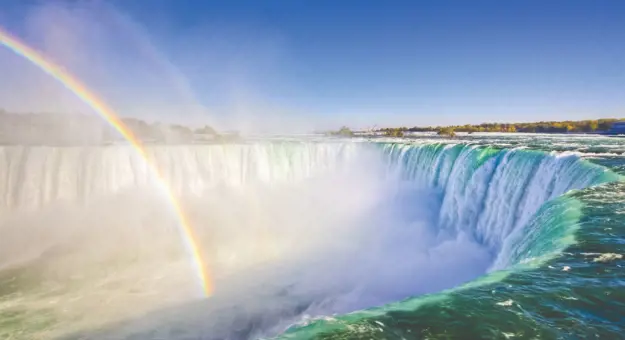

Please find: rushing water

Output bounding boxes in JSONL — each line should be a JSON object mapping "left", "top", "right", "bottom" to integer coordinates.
{"left": 0, "top": 134, "right": 624, "bottom": 339}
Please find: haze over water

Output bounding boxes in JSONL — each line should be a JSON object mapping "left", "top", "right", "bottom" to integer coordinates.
{"left": 0, "top": 135, "right": 623, "bottom": 339}
{"left": 1, "top": 1, "right": 625, "bottom": 339}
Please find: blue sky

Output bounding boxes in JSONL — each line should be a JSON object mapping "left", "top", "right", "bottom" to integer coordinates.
{"left": 1, "top": 0, "right": 624, "bottom": 131}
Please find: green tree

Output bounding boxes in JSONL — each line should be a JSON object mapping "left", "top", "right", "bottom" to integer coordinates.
{"left": 195, "top": 125, "right": 218, "bottom": 135}
{"left": 437, "top": 127, "right": 456, "bottom": 137}
{"left": 598, "top": 120, "right": 612, "bottom": 131}
{"left": 384, "top": 129, "right": 404, "bottom": 137}
{"left": 334, "top": 126, "right": 354, "bottom": 137}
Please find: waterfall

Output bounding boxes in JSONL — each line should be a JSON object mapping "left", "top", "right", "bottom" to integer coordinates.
{"left": 380, "top": 142, "right": 619, "bottom": 267}
{"left": 0, "top": 143, "right": 359, "bottom": 211}
{"left": 1, "top": 142, "right": 617, "bottom": 265}
{"left": 1, "top": 141, "right": 620, "bottom": 340}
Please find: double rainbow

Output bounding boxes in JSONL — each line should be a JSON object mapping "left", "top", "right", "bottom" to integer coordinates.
{"left": 0, "top": 27, "right": 213, "bottom": 296}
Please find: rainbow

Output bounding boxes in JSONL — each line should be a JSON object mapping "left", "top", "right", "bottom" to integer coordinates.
{"left": 0, "top": 27, "right": 213, "bottom": 296}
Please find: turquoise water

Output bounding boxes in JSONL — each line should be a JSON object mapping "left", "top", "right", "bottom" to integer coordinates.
{"left": 0, "top": 135, "right": 624, "bottom": 339}
{"left": 277, "top": 137, "right": 625, "bottom": 340}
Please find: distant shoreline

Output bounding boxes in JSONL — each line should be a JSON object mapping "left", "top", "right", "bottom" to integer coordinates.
{"left": 369, "top": 118, "right": 624, "bottom": 135}
{"left": 355, "top": 131, "right": 625, "bottom": 136}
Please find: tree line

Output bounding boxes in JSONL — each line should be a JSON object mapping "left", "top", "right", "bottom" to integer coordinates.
{"left": 377, "top": 118, "right": 622, "bottom": 135}
{"left": 0, "top": 110, "right": 225, "bottom": 143}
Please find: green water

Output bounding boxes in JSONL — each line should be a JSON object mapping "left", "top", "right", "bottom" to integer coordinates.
{"left": 1, "top": 135, "right": 624, "bottom": 339}
{"left": 279, "top": 184, "right": 625, "bottom": 339}
{"left": 277, "top": 135, "right": 625, "bottom": 340}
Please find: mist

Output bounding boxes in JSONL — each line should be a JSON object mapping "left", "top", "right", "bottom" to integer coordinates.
{"left": 0, "top": 0, "right": 330, "bottom": 134}
{"left": 1, "top": 2, "right": 493, "bottom": 339}
{"left": 0, "top": 143, "right": 495, "bottom": 339}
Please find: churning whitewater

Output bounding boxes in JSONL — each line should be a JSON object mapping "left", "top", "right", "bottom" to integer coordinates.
{"left": 0, "top": 138, "right": 622, "bottom": 339}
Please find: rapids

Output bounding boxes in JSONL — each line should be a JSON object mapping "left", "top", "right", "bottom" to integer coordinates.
{"left": 0, "top": 139, "right": 622, "bottom": 339}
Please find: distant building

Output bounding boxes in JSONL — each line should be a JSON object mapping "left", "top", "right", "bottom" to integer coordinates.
{"left": 606, "top": 121, "right": 625, "bottom": 135}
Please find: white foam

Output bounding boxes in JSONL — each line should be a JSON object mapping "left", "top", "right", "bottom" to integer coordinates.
{"left": 496, "top": 300, "right": 514, "bottom": 306}
{"left": 593, "top": 253, "right": 623, "bottom": 262}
